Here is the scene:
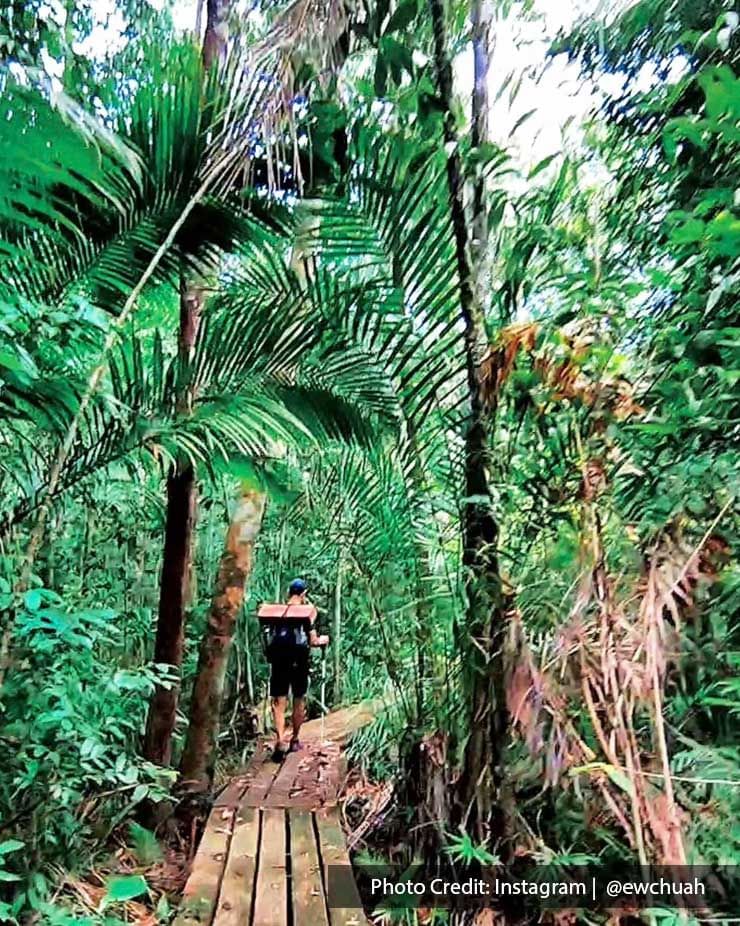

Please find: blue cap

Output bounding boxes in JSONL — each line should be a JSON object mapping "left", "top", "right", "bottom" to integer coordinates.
{"left": 289, "top": 578, "right": 308, "bottom": 596}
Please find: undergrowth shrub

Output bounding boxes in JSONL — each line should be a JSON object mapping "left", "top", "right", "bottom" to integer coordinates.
{"left": 0, "top": 582, "right": 175, "bottom": 921}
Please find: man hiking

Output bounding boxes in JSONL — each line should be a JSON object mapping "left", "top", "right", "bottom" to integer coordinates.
{"left": 265, "top": 578, "right": 328, "bottom": 762}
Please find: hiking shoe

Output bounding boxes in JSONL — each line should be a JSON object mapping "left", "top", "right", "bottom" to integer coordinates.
{"left": 270, "top": 745, "right": 286, "bottom": 763}
{"left": 288, "top": 738, "right": 303, "bottom": 753}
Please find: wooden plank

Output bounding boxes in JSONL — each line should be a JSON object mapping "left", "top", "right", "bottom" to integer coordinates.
{"left": 269, "top": 749, "right": 303, "bottom": 793}
{"left": 174, "top": 808, "right": 235, "bottom": 926}
{"left": 213, "top": 775, "right": 250, "bottom": 809}
{"left": 261, "top": 749, "right": 305, "bottom": 806}
{"left": 243, "top": 753, "right": 282, "bottom": 807}
{"left": 301, "top": 702, "right": 379, "bottom": 747}
{"left": 315, "top": 808, "right": 366, "bottom": 926}
{"left": 174, "top": 703, "right": 377, "bottom": 925}
{"left": 212, "top": 807, "right": 259, "bottom": 926}
{"left": 284, "top": 795, "right": 321, "bottom": 811}
{"left": 258, "top": 746, "right": 344, "bottom": 810}
{"left": 240, "top": 741, "right": 272, "bottom": 779}
{"left": 253, "top": 809, "right": 288, "bottom": 926}
{"left": 292, "top": 749, "right": 330, "bottom": 806}
{"left": 289, "top": 812, "right": 330, "bottom": 926}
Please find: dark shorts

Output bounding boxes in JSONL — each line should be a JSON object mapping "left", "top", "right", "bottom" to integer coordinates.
{"left": 269, "top": 647, "right": 310, "bottom": 698}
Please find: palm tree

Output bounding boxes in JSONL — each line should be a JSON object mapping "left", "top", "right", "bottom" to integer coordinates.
{"left": 0, "top": 14, "right": 346, "bottom": 732}
{"left": 1, "top": 20, "right": 499, "bottom": 830}
{"left": 262, "top": 131, "right": 480, "bottom": 842}
{"left": 0, "top": 191, "right": 405, "bottom": 780}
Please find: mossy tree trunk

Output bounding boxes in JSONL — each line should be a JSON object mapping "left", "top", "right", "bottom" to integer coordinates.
{"left": 180, "top": 489, "right": 266, "bottom": 791}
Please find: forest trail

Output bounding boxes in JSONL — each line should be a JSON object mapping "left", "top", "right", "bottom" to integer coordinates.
{"left": 174, "top": 703, "right": 377, "bottom": 926}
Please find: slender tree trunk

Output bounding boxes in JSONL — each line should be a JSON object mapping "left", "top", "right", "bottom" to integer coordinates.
{"left": 427, "top": 0, "right": 508, "bottom": 844}
{"left": 143, "top": 279, "right": 203, "bottom": 766}
{"left": 274, "top": 517, "right": 287, "bottom": 600}
{"left": 471, "top": 0, "right": 492, "bottom": 304}
{"left": 332, "top": 550, "right": 343, "bottom": 704}
{"left": 405, "top": 420, "right": 437, "bottom": 727}
{"left": 143, "top": 7, "right": 229, "bottom": 768}
{"left": 180, "top": 489, "right": 266, "bottom": 791}
{"left": 143, "top": 466, "right": 197, "bottom": 765}
{"left": 412, "top": 545, "right": 431, "bottom": 726}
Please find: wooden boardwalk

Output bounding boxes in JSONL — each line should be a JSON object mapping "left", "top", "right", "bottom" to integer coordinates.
{"left": 174, "top": 704, "right": 376, "bottom": 926}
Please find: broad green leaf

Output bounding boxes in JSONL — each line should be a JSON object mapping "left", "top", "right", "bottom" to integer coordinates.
{"left": 23, "top": 590, "right": 42, "bottom": 612}
{"left": 0, "top": 841, "right": 24, "bottom": 856}
{"left": 103, "top": 875, "right": 149, "bottom": 904}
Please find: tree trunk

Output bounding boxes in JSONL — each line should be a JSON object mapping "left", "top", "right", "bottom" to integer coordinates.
{"left": 180, "top": 489, "right": 266, "bottom": 791}
{"left": 427, "top": 0, "right": 508, "bottom": 844}
{"left": 274, "top": 517, "right": 287, "bottom": 600}
{"left": 471, "top": 0, "right": 492, "bottom": 305}
{"left": 143, "top": 465, "right": 197, "bottom": 765}
{"left": 332, "top": 551, "right": 343, "bottom": 704}
{"left": 203, "top": 0, "right": 230, "bottom": 70}
{"left": 142, "top": 7, "right": 228, "bottom": 769}
{"left": 143, "top": 279, "right": 203, "bottom": 766}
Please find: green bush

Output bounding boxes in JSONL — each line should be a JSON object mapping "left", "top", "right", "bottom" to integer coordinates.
{"left": 0, "top": 585, "right": 176, "bottom": 919}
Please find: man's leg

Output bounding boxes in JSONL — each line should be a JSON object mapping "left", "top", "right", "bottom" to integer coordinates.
{"left": 272, "top": 696, "right": 288, "bottom": 749}
{"left": 289, "top": 651, "right": 309, "bottom": 750}
{"left": 291, "top": 696, "right": 306, "bottom": 744}
{"left": 269, "top": 657, "right": 290, "bottom": 760}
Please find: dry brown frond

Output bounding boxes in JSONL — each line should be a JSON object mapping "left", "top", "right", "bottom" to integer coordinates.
{"left": 508, "top": 511, "right": 726, "bottom": 863}
{"left": 479, "top": 322, "right": 539, "bottom": 407}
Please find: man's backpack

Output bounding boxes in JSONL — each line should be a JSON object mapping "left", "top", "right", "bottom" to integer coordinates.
{"left": 257, "top": 603, "right": 314, "bottom": 655}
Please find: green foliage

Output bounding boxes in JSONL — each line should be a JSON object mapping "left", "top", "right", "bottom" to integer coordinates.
{"left": 0, "top": 0, "right": 738, "bottom": 919}
{"left": 492, "top": 0, "right": 739, "bottom": 873}
{"left": 0, "top": 582, "right": 175, "bottom": 901}
{"left": 0, "top": 840, "right": 25, "bottom": 916}
{"left": 102, "top": 874, "right": 149, "bottom": 905}
{"left": 443, "top": 830, "right": 499, "bottom": 867}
